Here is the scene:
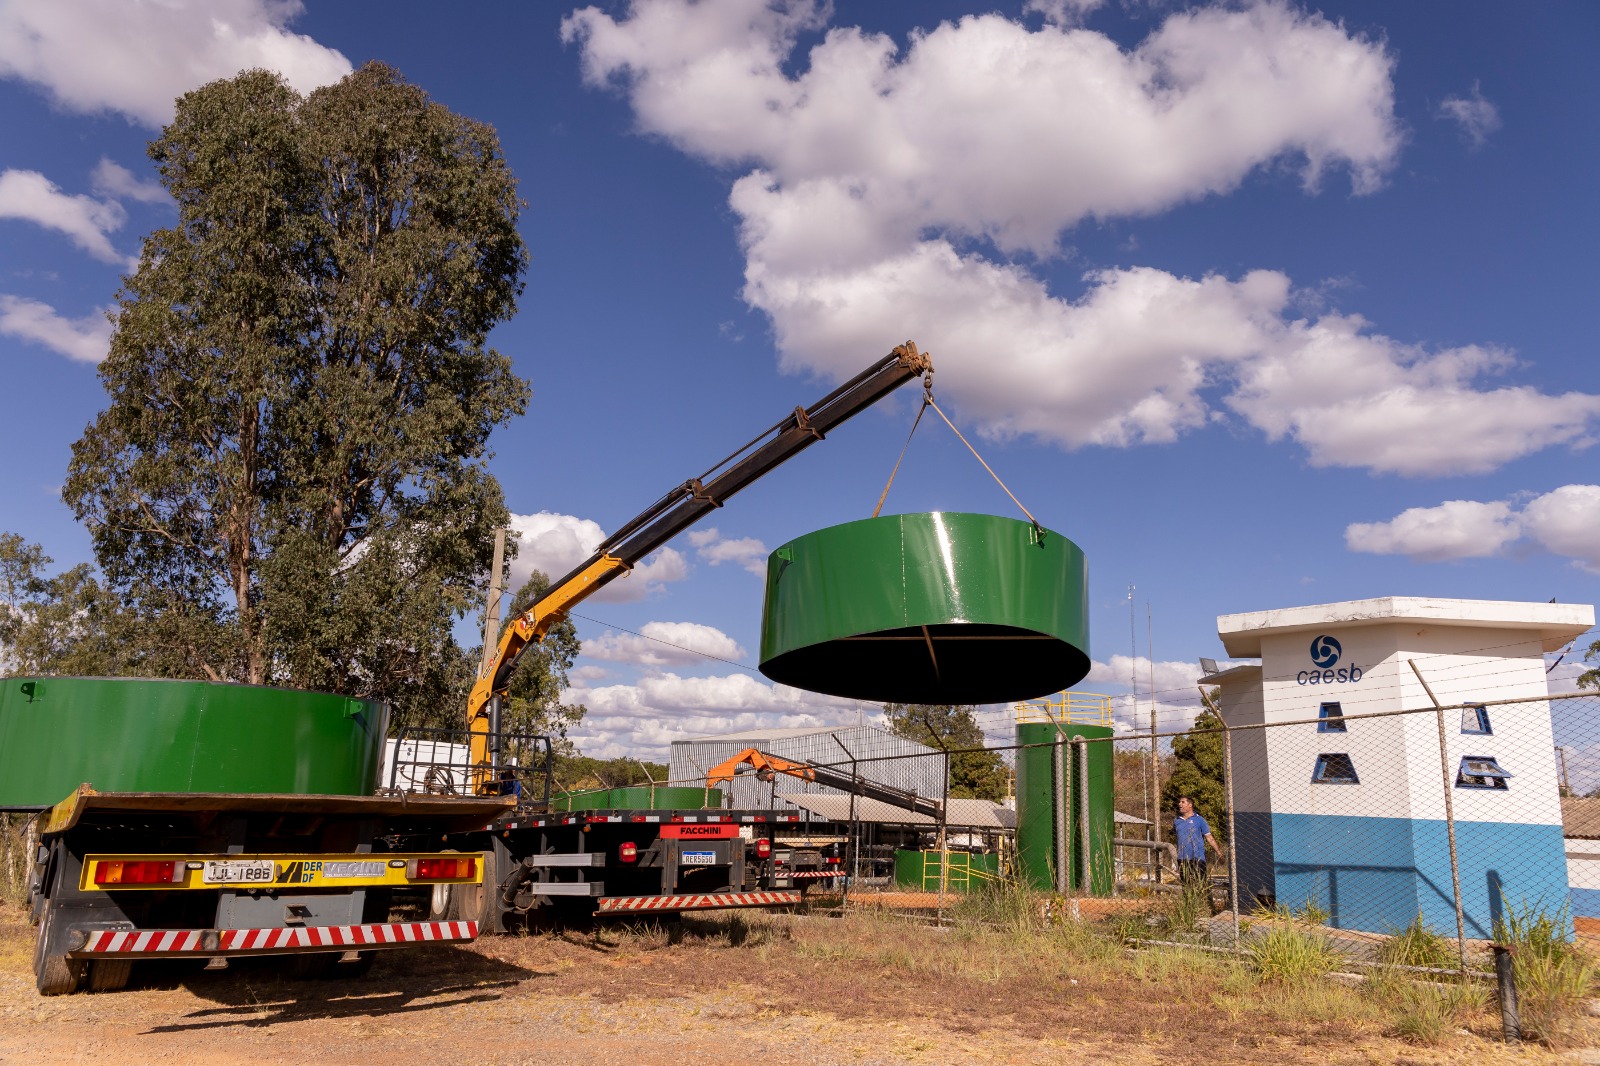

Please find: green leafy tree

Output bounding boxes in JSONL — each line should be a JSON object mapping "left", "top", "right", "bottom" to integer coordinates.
{"left": 62, "top": 63, "right": 529, "bottom": 729}
{"left": 1579, "top": 641, "right": 1600, "bottom": 691}
{"left": 0, "top": 534, "right": 128, "bottom": 678}
{"left": 883, "top": 702, "right": 1008, "bottom": 801}
{"left": 1161, "top": 704, "right": 1227, "bottom": 842}
{"left": 554, "top": 756, "right": 669, "bottom": 792}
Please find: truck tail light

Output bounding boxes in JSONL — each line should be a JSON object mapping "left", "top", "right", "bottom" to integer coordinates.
{"left": 754, "top": 838, "right": 771, "bottom": 859}
{"left": 407, "top": 857, "right": 477, "bottom": 880}
{"left": 94, "top": 860, "right": 181, "bottom": 885}
{"left": 619, "top": 842, "right": 638, "bottom": 864}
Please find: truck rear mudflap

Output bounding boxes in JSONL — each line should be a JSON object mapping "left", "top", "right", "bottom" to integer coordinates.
{"left": 68, "top": 920, "right": 479, "bottom": 958}
{"left": 596, "top": 890, "right": 800, "bottom": 914}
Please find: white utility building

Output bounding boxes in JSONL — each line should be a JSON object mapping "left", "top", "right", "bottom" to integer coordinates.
{"left": 1204, "top": 596, "right": 1592, "bottom": 936}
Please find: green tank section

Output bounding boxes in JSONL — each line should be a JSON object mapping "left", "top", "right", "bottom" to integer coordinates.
{"left": 550, "top": 786, "right": 723, "bottom": 811}
{"left": 759, "top": 512, "right": 1090, "bottom": 704}
{"left": 1014, "top": 720, "right": 1114, "bottom": 894}
{"left": 893, "top": 849, "right": 1000, "bottom": 891}
{"left": 0, "top": 677, "right": 388, "bottom": 809}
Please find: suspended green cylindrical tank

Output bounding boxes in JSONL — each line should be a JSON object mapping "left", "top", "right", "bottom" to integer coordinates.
{"left": 759, "top": 513, "right": 1090, "bottom": 704}
{"left": 1015, "top": 719, "right": 1114, "bottom": 894}
{"left": 0, "top": 677, "right": 388, "bottom": 808}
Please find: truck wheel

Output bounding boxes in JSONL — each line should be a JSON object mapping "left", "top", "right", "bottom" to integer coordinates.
{"left": 429, "top": 882, "right": 455, "bottom": 921}
{"left": 32, "top": 904, "right": 83, "bottom": 996}
{"left": 452, "top": 847, "right": 505, "bottom": 934}
{"left": 87, "top": 958, "right": 133, "bottom": 993}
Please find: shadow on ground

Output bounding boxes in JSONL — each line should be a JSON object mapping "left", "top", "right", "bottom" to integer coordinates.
{"left": 130, "top": 943, "right": 541, "bottom": 1033}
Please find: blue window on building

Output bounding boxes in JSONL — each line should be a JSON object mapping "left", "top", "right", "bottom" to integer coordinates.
{"left": 1456, "top": 756, "right": 1511, "bottom": 790}
{"left": 1317, "top": 701, "right": 1347, "bottom": 733}
{"left": 1312, "top": 753, "right": 1359, "bottom": 784}
{"left": 1461, "top": 705, "right": 1492, "bottom": 735}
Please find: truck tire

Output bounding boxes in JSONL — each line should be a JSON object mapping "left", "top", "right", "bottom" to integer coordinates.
{"left": 429, "top": 882, "right": 455, "bottom": 921}
{"left": 32, "top": 902, "right": 84, "bottom": 996}
{"left": 87, "top": 958, "right": 133, "bottom": 993}
{"left": 452, "top": 846, "right": 505, "bottom": 934}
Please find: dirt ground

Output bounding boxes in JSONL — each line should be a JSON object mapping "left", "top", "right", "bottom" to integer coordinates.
{"left": 0, "top": 901, "right": 1578, "bottom": 1066}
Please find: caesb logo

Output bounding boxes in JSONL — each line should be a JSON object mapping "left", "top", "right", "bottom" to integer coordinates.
{"left": 1298, "top": 633, "right": 1362, "bottom": 686}
{"left": 1309, "top": 635, "right": 1342, "bottom": 668}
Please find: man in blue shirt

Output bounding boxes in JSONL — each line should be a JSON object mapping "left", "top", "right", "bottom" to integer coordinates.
{"left": 1173, "top": 795, "right": 1220, "bottom": 886}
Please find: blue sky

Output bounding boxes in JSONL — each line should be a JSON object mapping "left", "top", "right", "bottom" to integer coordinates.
{"left": 1, "top": 0, "right": 1596, "bottom": 758}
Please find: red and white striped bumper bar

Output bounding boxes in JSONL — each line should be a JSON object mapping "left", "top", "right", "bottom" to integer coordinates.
{"left": 70, "top": 920, "right": 478, "bottom": 957}
{"left": 781, "top": 870, "right": 841, "bottom": 880}
{"left": 597, "top": 890, "right": 801, "bottom": 913}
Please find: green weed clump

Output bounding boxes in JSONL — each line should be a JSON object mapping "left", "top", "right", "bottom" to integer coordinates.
{"left": 949, "top": 876, "right": 1038, "bottom": 930}
{"left": 1247, "top": 923, "right": 1341, "bottom": 985}
{"left": 1168, "top": 882, "right": 1211, "bottom": 936}
{"left": 1294, "top": 894, "right": 1330, "bottom": 926}
{"left": 1392, "top": 989, "right": 1450, "bottom": 1045}
{"left": 1378, "top": 914, "right": 1454, "bottom": 970}
{"left": 1495, "top": 901, "right": 1598, "bottom": 1047}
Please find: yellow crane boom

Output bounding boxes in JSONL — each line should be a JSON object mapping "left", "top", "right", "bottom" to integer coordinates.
{"left": 467, "top": 341, "right": 933, "bottom": 791}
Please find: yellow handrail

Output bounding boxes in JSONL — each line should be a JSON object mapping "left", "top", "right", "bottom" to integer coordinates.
{"left": 1013, "top": 692, "right": 1112, "bottom": 726}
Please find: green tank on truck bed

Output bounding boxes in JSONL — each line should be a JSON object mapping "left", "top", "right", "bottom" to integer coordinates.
{"left": 0, "top": 677, "right": 514, "bottom": 995}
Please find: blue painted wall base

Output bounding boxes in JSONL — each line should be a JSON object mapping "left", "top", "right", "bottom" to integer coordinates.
{"left": 1234, "top": 811, "right": 1569, "bottom": 937}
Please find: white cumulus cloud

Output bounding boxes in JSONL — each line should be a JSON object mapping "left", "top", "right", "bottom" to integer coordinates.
{"left": 1345, "top": 500, "right": 1521, "bottom": 562}
{"left": 0, "top": 0, "right": 351, "bottom": 127}
{"left": 1346, "top": 486, "right": 1600, "bottom": 572}
{"left": 585, "top": 620, "right": 748, "bottom": 667}
{"left": 1023, "top": 0, "right": 1107, "bottom": 27}
{"left": 563, "top": 1, "right": 1600, "bottom": 477}
{"left": 565, "top": 670, "right": 862, "bottom": 759}
{"left": 508, "top": 510, "right": 688, "bottom": 603}
{"left": 90, "top": 158, "right": 167, "bottom": 205}
{"left": 0, "top": 295, "right": 112, "bottom": 363}
{"left": 688, "top": 527, "right": 769, "bottom": 575}
{"left": 1437, "top": 82, "right": 1502, "bottom": 150}
{"left": 0, "top": 168, "right": 130, "bottom": 264}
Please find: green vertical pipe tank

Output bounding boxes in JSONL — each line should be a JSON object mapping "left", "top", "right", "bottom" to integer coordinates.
{"left": 0, "top": 677, "right": 388, "bottom": 808}
{"left": 760, "top": 513, "right": 1090, "bottom": 704}
{"left": 1014, "top": 720, "right": 1114, "bottom": 894}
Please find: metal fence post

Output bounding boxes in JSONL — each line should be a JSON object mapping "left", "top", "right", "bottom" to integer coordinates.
{"left": 1053, "top": 735, "right": 1068, "bottom": 895}
{"left": 1410, "top": 660, "right": 1468, "bottom": 974}
{"left": 1075, "top": 737, "right": 1090, "bottom": 894}
{"left": 1494, "top": 943, "right": 1521, "bottom": 1042}
{"left": 938, "top": 748, "right": 951, "bottom": 924}
{"left": 1223, "top": 724, "right": 1241, "bottom": 950}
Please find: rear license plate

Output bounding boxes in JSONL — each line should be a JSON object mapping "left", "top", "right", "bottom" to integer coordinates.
{"left": 202, "top": 860, "right": 275, "bottom": 884}
{"left": 681, "top": 851, "right": 716, "bottom": 866}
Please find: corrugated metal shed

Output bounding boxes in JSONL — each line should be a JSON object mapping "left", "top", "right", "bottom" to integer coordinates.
{"left": 668, "top": 724, "right": 943, "bottom": 814}
{"left": 1563, "top": 797, "right": 1600, "bottom": 839}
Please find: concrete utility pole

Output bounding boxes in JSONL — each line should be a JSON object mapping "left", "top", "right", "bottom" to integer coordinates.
{"left": 479, "top": 527, "right": 508, "bottom": 677}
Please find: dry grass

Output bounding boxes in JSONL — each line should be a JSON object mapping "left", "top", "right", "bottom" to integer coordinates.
{"left": 0, "top": 898, "right": 1582, "bottom": 1064}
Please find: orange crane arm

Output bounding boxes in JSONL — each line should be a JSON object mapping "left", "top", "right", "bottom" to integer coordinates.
{"left": 704, "top": 748, "right": 818, "bottom": 789}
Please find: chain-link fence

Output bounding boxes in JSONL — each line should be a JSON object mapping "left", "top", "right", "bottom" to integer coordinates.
{"left": 744, "top": 691, "right": 1600, "bottom": 980}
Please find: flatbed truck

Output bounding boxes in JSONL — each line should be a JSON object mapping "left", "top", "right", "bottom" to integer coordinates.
{"left": 25, "top": 785, "right": 513, "bottom": 994}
